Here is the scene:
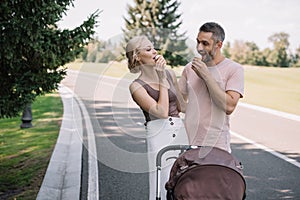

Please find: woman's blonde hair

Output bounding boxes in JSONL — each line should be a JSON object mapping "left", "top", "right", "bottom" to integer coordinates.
{"left": 125, "top": 35, "right": 148, "bottom": 73}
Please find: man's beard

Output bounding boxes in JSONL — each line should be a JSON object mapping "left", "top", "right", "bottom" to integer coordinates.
{"left": 201, "top": 50, "right": 216, "bottom": 66}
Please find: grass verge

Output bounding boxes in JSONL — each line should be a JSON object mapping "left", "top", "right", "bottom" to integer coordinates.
{"left": 0, "top": 93, "right": 63, "bottom": 200}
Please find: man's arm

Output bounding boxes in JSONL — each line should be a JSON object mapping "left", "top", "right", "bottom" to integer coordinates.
{"left": 191, "top": 60, "right": 241, "bottom": 115}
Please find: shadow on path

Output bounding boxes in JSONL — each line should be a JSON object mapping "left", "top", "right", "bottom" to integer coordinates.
{"left": 232, "top": 142, "right": 300, "bottom": 199}
{"left": 85, "top": 99, "right": 149, "bottom": 200}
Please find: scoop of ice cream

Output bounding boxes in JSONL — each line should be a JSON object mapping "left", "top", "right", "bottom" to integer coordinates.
{"left": 196, "top": 55, "right": 202, "bottom": 60}
{"left": 154, "top": 55, "right": 160, "bottom": 60}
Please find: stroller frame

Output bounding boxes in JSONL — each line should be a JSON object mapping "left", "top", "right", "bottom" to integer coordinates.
{"left": 156, "top": 145, "right": 190, "bottom": 200}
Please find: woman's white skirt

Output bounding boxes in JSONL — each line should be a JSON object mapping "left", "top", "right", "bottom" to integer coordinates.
{"left": 146, "top": 117, "right": 188, "bottom": 200}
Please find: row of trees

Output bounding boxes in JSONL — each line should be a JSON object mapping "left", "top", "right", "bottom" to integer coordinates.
{"left": 82, "top": 38, "right": 122, "bottom": 63}
{"left": 223, "top": 33, "right": 300, "bottom": 68}
{"left": 82, "top": 0, "right": 300, "bottom": 68}
{"left": 83, "top": 32, "right": 300, "bottom": 68}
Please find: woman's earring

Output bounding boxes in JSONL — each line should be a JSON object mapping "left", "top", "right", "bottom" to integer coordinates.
{"left": 136, "top": 56, "right": 140, "bottom": 61}
{"left": 133, "top": 53, "right": 139, "bottom": 61}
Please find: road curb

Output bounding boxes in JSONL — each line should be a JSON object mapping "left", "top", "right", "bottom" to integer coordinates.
{"left": 37, "top": 85, "right": 83, "bottom": 200}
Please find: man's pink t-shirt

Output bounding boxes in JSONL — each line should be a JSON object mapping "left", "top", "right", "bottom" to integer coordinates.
{"left": 178, "top": 58, "right": 244, "bottom": 152}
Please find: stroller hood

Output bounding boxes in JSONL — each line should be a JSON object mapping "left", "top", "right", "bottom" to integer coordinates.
{"left": 165, "top": 146, "right": 246, "bottom": 200}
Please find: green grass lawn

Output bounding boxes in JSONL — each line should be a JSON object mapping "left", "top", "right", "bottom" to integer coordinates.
{"left": 0, "top": 93, "right": 62, "bottom": 200}
{"left": 241, "top": 66, "right": 300, "bottom": 115}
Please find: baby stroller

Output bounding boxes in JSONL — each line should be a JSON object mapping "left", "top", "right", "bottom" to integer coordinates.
{"left": 156, "top": 145, "right": 246, "bottom": 200}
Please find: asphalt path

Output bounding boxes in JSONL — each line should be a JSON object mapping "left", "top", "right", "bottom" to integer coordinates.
{"left": 61, "top": 69, "right": 300, "bottom": 200}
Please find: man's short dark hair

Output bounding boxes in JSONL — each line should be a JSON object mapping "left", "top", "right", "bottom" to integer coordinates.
{"left": 199, "top": 22, "right": 225, "bottom": 43}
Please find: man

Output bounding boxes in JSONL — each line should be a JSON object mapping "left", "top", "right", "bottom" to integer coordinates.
{"left": 178, "top": 22, "right": 244, "bottom": 153}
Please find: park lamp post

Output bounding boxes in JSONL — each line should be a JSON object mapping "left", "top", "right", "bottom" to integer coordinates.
{"left": 20, "top": 104, "right": 33, "bottom": 128}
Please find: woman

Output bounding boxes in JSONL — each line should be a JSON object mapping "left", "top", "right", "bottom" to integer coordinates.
{"left": 126, "top": 35, "right": 188, "bottom": 200}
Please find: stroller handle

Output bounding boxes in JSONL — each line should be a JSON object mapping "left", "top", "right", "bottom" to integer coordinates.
{"left": 156, "top": 145, "right": 198, "bottom": 167}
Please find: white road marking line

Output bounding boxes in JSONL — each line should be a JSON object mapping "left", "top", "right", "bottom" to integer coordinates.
{"left": 239, "top": 102, "right": 300, "bottom": 122}
{"left": 231, "top": 131, "right": 300, "bottom": 169}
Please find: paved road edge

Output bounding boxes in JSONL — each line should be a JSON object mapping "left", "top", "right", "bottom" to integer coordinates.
{"left": 37, "top": 84, "right": 99, "bottom": 199}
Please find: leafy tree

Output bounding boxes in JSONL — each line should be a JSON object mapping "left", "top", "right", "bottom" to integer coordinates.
{"left": 229, "top": 40, "right": 248, "bottom": 64}
{"left": 222, "top": 41, "right": 231, "bottom": 58}
{"left": 83, "top": 39, "right": 122, "bottom": 63}
{"left": 268, "top": 32, "right": 290, "bottom": 67}
{"left": 260, "top": 48, "right": 272, "bottom": 67}
{"left": 123, "top": 0, "right": 156, "bottom": 41}
{"left": 291, "top": 45, "right": 300, "bottom": 67}
{"left": 123, "top": 0, "right": 191, "bottom": 66}
{"left": 98, "top": 50, "right": 117, "bottom": 63}
{"left": 244, "top": 42, "right": 261, "bottom": 66}
{"left": 0, "top": 0, "right": 99, "bottom": 118}
{"left": 82, "top": 48, "right": 89, "bottom": 61}
{"left": 155, "top": 0, "right": 191, "bottom": 66}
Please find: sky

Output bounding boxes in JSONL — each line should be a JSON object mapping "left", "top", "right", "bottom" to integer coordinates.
{"left": 58, "top": 0, "right": 300, "bottom": 52}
